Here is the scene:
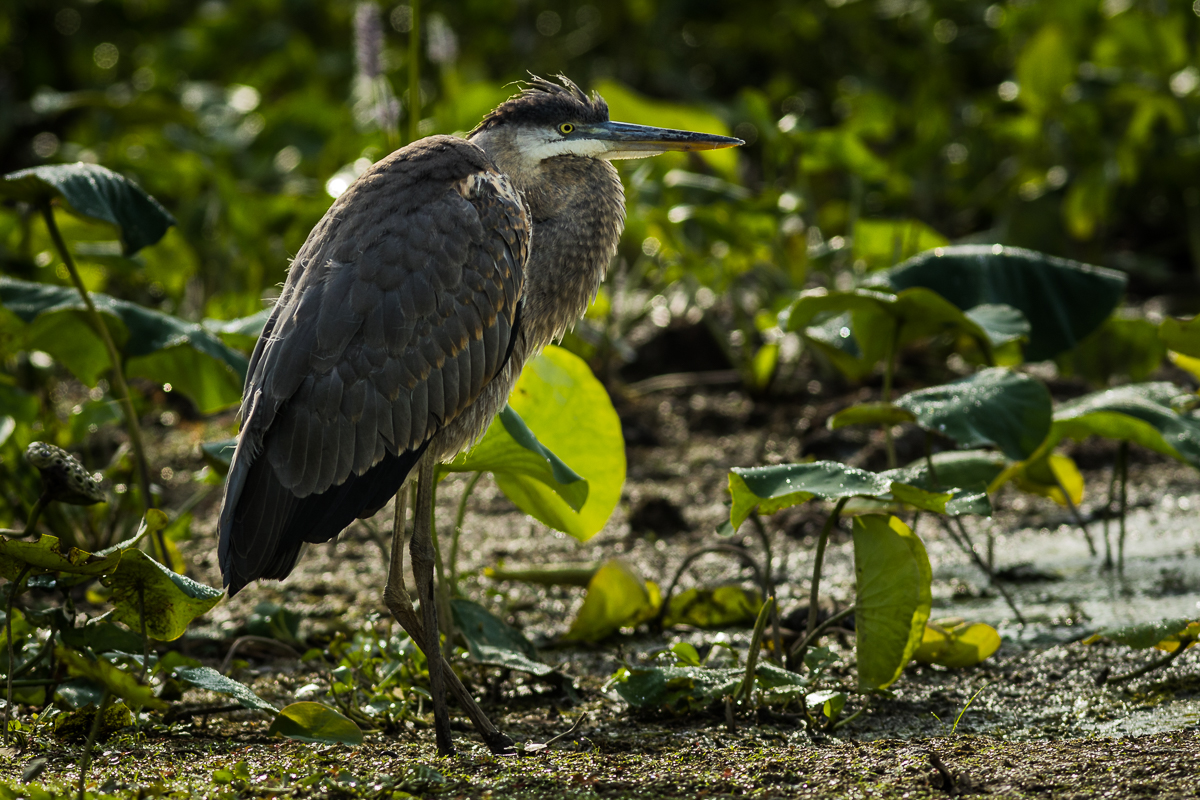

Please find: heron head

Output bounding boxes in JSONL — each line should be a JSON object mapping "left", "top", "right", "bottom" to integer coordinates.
{"left": 469, "top": 75, "right": 742, "bottom": 176}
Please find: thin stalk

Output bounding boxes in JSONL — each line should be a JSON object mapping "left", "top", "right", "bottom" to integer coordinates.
{"left": 78, "top": 691, "right": 112, "bottom": 800}
{"left": 1053, "top": 472, "right": 1096, "bottom": 557}
{"left": 19, "top": 494, "right": 50, "bottom": 538}
{"left": 1103, "top": 452, "right": 1118, "bottom": 571}
{"left": 448, "top": 471, "right": 482, "bottom": 597}
{"left": 748, "top": 514, "right": 783, "bottom": 664}
{"left": 1105, "top": 637, "right": 1194, "bottom": 685}
{"left": 653, "top": 544, "right": 763, "bottom": 632}
{"left": 831, "top": 702, "right": 868, "bottom": 731}
{"left": 1118, "top": 441, "right": 1128, "bottom": 573}
{"left": 407, "top": 0, "right": 421, "bottom": 144}
{"left": 789, "top": 604, "right": 856, "bottom": 663}
{"left": 737, "top": 597, "right": 774, "bottom": 704}
{"left": 4, "top": 565, "right": 30, "bottom": 743}
{"left": 939, "top": 517, "right": 1025, "bottom": 625}
{"left": 805, "top": 498, "right": 849, "bottom": 656}
{"left": 41, "top": 206, "right": 153, "bottom": 517}
{"left": 881, "top": 318, "right": 902, "bottom": 469}
{"left": 138, "top": 584, "right": 149, "bottom": 682}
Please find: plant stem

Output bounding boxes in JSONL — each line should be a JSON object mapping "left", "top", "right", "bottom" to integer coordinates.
{"left": 1117, "top": 440, "right": 1128, "bottom": 573}
{"left": 653, "top": 544, "right": 764, "bottom": 632}
{"left": 407, "top": 0, "right": 421, "bottom": 144}
{"left": 20, "top": 494, "right": 50, "bottom": 538}
{"left": 138, "top": 584, "right": 149, "bottom": 682}
{"left": 939, "top": 517, "right": 1026, "bottom": 625}
{"left": 1052, "top": 471, "right": 1096, "bottom": 556}
{"left": 41, "top": 206, "right": 153, "bottom": 516}
{"left": 78, "top": 690, "right": 112, "bottom": 800}
{"left": 738, "top": 597, "right": 774, "bottom": 704}
{"left": 448, "top": 471, "right": 482, "bottom": 598}
{"left": 882, "top": 318, "right": 901, "bottom": 469}
{"left": 748, "top": 514, "right": 783, "bottom": 664}
{"left": 1105, "top": 638, "right": 1195, "bottom": 685}
{"left": 805, "top": 498, "right": 848, "bottom": 656}
{"left": 4, "top": 565, "right": 30, "bottom": 744}
{"left": 789, "top": 604, "right": 856, "bottom": 663}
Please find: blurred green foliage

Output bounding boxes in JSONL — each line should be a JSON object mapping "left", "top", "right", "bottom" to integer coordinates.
{"left": 4, "top": 0, "right": 1200, "bottom": 334}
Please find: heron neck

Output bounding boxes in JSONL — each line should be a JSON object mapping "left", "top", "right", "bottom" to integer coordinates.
{"left": 516, "top": 156, "right": 625, "bottom": 350}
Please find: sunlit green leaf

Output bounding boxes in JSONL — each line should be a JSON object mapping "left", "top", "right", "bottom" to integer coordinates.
{"left": 1049, "top": 383, "right": 1200, "bottom": 468}
{"left": 563, "top": 559, "right": 659, "bottom": 642}
{"left": 1159, "top": 315, "right": 1200, "bottom": 358}
{"left": 853, "top": 515, "right": 932, "bottom": 691}
{"left": 446, "top": 405, "right": 587, "bottom": 511}
{"left": 268, "top": 702, "right": 363, "bottom": 745}
{"left": 472, "top": 345, "right": 623, "bottom": 541}
{"left": 663, "top": 586, "right": 763, "bottom": 629}
{"left": 912, "top": 618, "right": 1002, "bottom": 668}
{"left": 1, "top": 163, "right": 174, "bottom": 255}
{"left": 104, "top": 548, "right": 223, "bottom": 641}
{"left": 0, "top": 534, "right": 120, "bottom": 582}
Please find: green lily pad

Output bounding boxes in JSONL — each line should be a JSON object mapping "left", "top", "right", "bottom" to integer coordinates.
{"left": 894, "top": 367, "right": 1052, "bottom": 461}
{"left": 881, "top": 450, "right": 1008, "bottom": 517}
{"left": 728, "top": 461, "right": 892, "bottom": 530}
{"left": 612, "top": 661, "right": 812, "bottom": 714}
{"left": 963, "top": 304, "right": 1031, "bottom": 347}
{"left": 484, "top": 562, "right": 600, "bottom": 588}
{"left": 853, "top": 514, "right": 932, "bottom": 691}
{"left": 451, "top": 598, "right": 554, "bottom": 677}
{"left": 104, "top": 548, "right": 223, "bottom": 641}
{"left": 1, "top": 163, "right": 174, "bottom": 255}
{"left": 563, "top": 559, "right": 660, "bottom": 642}
{"left": 59, "top": 614, "right": 145, "bottom": 655}
{"left": 268, "top": 702, "right": 363, "bottom": 745}
{"left": 0, "top": 277, "right": 247, "bottom": 413}
{"left": 882, "top": 245, "right": 1127, "bottom": 361}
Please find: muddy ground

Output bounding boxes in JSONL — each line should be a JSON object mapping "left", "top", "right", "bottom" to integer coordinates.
{"left": 2, "top": 375, "right": 1200, "bottom": 798}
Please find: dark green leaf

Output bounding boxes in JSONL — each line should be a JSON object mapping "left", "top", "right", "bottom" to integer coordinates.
{"left": 882, "top": 245, "right": 1126, "bottom": 361}
{"left": 853, "top": 515, "right": 932, "bottom": 690}
{"left": 268, "top": 702, "right": 363, "bottom": 745}
{"left": 963, "top": 304, "right": 1031, "bottom": 347}
{"left": 451, "top": 598, "right": 554, "bottom": 677}
{"left": 882, "top": 451, "right": 1008, "bottom": 517}
{"left": 176, "top": 666, "right": 278, "bottom": 712}
{"left": 104, "top": 548, "right": 223, "bottom": 641}
{"left": 60, "top": 615, "right": 145, "bottom": 654}
{"left": 0, "top": 278, "right": 247, "bottom": 413}
{"left": 1, "top": 163, "right": 175, "bottom": 255}
{"left": 612, "top": 662, "right": 811, "bottom": 713}
{"left": 201, "top": 438, "right": 237, "bottom": 475}
{"left": 484, "top": 562, "right": 599, "bottom": 587}
{"left": 894, "top": 367, "right": 1052, "bottom": 460}
{"left": 728, "top": 461, "right": 892, "bottom": 529}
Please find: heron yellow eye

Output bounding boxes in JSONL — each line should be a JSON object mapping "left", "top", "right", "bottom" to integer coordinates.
{"left": 558, "top": 122, "right": 574, "bottom": 135}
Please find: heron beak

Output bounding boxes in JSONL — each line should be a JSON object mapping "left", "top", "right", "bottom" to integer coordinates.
{"left": 583, "top": 121, "right": 744, "bottom": 161}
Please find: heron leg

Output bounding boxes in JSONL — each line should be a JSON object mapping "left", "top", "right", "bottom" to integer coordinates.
{"left": 382, "top": 456, "right": 516, "bottom": 756}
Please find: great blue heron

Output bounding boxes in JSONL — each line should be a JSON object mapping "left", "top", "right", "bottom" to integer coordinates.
{"left": 217, "top": 75, "right": 741, "bottom": 756}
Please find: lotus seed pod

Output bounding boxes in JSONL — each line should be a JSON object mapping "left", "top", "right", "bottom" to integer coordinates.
{"left": 25, "top": 442, "right": 106, "bottom": 505}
